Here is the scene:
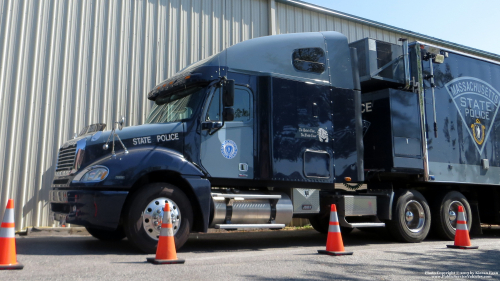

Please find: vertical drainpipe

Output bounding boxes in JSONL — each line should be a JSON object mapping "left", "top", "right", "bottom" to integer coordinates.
{"left": 268, "top": 0, "right": 277, "bottom": 35}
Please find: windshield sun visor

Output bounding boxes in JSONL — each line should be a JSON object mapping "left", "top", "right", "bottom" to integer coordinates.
{"left": 147, "top": 73, "right": 207, "bottom": 102}
{"left": 148, "top": 65, "right": 221, "bottom": 102}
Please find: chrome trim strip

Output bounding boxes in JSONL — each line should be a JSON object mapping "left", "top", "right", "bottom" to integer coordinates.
{"left": 73, "top": 138, "right": 87, "bottom": 173}
{"left": 215, "top": 224, "right": 286, "bottom": 229}
{"left": 348, "top": 223, "right": 385, "bottom": 228}
{"left": 211, "top": 194, "right": 282, "bottom": 200}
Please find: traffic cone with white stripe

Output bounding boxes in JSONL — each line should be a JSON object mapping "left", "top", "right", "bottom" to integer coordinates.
{"left": 447, "top": 205, "right": 478, "bottom": 249}
{"left": 0, "top": 199, "right": 23, "bottom": 270}
{"left": 318, "top": 204, "right": 353, "bottom": 256}
{"left": 147, "top": 203, "right": 185, "bottom": 264}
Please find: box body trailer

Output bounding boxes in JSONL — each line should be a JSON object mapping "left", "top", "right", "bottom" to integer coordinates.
{"left": 49, "top": 31, "right": 500, "bottom": 252}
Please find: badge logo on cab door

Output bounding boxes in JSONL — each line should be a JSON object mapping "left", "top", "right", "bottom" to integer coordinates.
{"left": 221, "top": 140, "right": 238, "bottom": 159}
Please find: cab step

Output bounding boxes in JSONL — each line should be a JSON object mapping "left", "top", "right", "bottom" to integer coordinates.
{"left": 214, "top": 224, "right": 286, "bottom": 229}
{"left": 348, "top": 222, "right": 385, "bottom": 228}
{"left": 211, "top": 193, "right": 282, "bottom": 200}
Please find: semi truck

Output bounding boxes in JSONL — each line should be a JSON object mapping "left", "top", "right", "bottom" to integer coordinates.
{"left": 49, "top": 31, "right": 500, "bottom": 253}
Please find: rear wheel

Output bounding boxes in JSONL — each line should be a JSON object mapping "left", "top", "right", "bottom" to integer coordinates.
{"left": 387, "top": 189, "right": 431, "bottom": 243}
{"left": 123, "top": 183, "right": 193, "bottom": 253}
{"left": 431, "top": 191, "right": 472, "bottom": 240}
{"left": 85, "top": 225, "right": 126, "bottom": 241}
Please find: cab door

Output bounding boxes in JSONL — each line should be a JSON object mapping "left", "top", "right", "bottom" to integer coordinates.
{"left": 200, "top": 86, "right": 254, "bottom": 179}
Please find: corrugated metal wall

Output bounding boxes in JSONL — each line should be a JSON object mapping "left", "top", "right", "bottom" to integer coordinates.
{"left": 274, "top": 2, "right": 418, "bottom": 45}
{"left": 0, "top": 0, "right": 497, "bottom": 230}
{"left": 0, "top": 0, "right": 268, "bottom": 230}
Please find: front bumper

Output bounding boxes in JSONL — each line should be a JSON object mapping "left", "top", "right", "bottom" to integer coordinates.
{"left": 50, "top": 190, "right": 128, "bottom": 230}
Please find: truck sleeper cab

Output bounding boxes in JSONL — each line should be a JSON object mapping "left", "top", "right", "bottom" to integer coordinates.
{"left": 50, "top": 31, "right": 365, "bottom": 253}
{"left": 50, "top": 31, "right": 500, "bottom": 253}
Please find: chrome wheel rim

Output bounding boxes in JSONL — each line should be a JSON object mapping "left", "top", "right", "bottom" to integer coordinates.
{"left": 447, "top": 201, "right": 466, "bottom": 230}
{"left": 142, "top": 197, "right": 181, "bottom": 240}
{"left": 404, "top": 200, "right": 425, "bottom": 233}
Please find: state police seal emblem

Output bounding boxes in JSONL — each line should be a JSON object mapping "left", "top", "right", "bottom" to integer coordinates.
{"left": 446, "top": 77, "right": 500, "bottom": 154}
{"left": 221, "top": 140, "right": 238, "bottom": 159}
{"left": 471, "top": 119, "right": 485, "bottom": 145}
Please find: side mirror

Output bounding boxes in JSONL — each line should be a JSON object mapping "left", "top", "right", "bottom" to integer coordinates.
{"left": 223, "top": 107, "right": 234, "bottom": 122}
{"left": 223, "top": 80, "right": 234, "bottom": 107}
{"left": 118, "top": 116, "right": 125, "bottom": 130}
{"left": 202, "top": 121, "right": 223, "bottom": 131}
{"left": 116, "top": 116, "right": 125, "bottom": 131}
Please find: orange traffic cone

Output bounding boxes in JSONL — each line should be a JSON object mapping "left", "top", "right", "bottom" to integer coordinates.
{"left": 147, "top": 202, "right": 185, "bottom": 264}
{"left": 318, "top": 204, "right": 353, "bottom": 256}
{"left": 0, "top": 199, "right": 23, "bottom": 270}
{"left": 447, "top": 205, "right": 478, "bottom": 249}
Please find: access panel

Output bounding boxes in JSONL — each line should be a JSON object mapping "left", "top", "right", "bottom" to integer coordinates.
{"left": 362, "top": 88, "right": 424, "bottom": 172}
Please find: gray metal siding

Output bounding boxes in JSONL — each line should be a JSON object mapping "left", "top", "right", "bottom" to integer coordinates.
{"left": 275, "top": 2, "right": 418, "bottom": 45}
{"left": 0, "top": 0, "right": 268, "bottom": 230}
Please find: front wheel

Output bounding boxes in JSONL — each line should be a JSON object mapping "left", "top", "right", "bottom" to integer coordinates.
{"left": 431, "top": 191, "right": 472, "bottom": 240}
{"left": 123, "top": 183, "right": 193, "bottom": 253}
{"left": 387, "top": 189, "right": 431, "bottom": 243}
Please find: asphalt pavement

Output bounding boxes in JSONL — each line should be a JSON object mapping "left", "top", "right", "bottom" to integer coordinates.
{"left": 1, "top": 228, "right": 500, "bottom": 280}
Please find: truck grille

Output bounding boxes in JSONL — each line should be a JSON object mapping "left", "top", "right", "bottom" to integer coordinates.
{"left": 56, "top": 145, "right": 77, "bottom": 171}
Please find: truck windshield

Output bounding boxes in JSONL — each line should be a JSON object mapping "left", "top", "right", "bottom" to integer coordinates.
{"left": 146, "top": 86, "right": 205, "bottom": 124}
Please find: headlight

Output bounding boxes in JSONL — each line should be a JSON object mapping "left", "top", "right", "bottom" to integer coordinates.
{"left": 73, "top": 166, "right": 109, "bottom": 182}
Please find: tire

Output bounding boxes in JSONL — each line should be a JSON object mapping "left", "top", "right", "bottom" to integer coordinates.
{"left": 309, "top": 214, "right": 353, "bottom": 235}
{"left": 387, "top": 189, "right": 431, "bottom": 243}
{"left": 431, "top": 191, "right": 472, "bottom": 241}
{"left": 123, "top": 183, "right": 193, "bottom": 253}
{"left": 309, "top": 214, "right": 329, "bottom": 234}
{"left": 85, "top": 225, "right": 126, "bottom": 241}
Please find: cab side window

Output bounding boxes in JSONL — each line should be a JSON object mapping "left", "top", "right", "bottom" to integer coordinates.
{"left": 233, "top": 88, "right": 251, "bottom": 122}
{"left": 206, "top": 87, "right": 252, "bottom": 122}
{"left": 292, "top": 48, "right": 325, "bottom": 73}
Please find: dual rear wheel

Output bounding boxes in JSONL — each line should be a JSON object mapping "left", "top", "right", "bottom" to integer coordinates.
{"left": 387, "top": 190, "right": 431, "bottom": 242}
{"left": 431, "top": 191, "right": 472, "bottom": 240}
{"left": 308, "top": 189, "right": 472, "bottom": 243}
{"left": 387, "top": 189, "right": 472, "bottom": 242}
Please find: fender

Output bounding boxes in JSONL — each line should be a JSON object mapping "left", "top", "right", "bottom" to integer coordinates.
{"left": 70, "top": 146, "right": 211, "bottom": 231}
{"left": 71, "top": 146, "right": 205, "bottom": 188}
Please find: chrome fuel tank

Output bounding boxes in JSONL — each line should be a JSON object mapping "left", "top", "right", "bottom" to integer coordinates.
{"left": 209, "top": 192, "right": 293, "bottom": 227}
